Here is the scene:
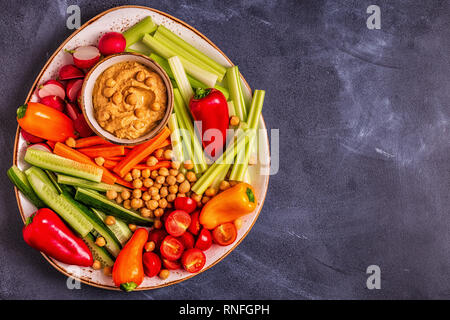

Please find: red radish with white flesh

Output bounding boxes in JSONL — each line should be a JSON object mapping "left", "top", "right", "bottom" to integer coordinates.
{"left": 39, "top": 95, "right": 65, "bottom": 112}
{"left": 66, "top": 79, "right": 83, "bottom": 102}
{"left": 98, "top": 32, "right": 126, "bottom": 56}
{"left": 37, "top": 80, "right": 65, "bottom": 100}
{"left": 27, "top": 143, "right": 52, "bottom": 153}
{"left": 21, "top": 129, "right": 44, "bottom": 144}
{"left": 59, "top": 64, "right": 84, "bottom": 80}
{"left": 65, "top": 102, "right": 93, "bottom": 137}
{"left": 65, "top": 102, "right": 81, "bottom": 121}
{"left": 72, "top": 46, "right": 100, "bottom": 69}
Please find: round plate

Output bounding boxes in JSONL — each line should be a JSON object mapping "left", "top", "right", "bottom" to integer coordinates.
{"left": 13, "top": 5, "right": 270, "bottom": 290}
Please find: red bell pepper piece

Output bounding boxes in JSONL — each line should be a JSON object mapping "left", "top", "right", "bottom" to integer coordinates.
{"left": 189, "top": 88, "right": 229, "bottom": 157}
{"left": 22, "top": 208, "right": 93, "bottom": 267}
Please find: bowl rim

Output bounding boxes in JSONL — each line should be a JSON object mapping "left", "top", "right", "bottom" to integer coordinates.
{"left": 80, "top": 52, "right": 174, "bottom": 146}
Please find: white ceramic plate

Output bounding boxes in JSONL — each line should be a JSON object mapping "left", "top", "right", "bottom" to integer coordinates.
{"left": 13, "top": 5, "right": 270, "bottom": 290}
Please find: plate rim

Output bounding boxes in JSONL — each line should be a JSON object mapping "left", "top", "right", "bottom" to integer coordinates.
{"left": 12, "top": 5, "right": 270, "bottom": 291}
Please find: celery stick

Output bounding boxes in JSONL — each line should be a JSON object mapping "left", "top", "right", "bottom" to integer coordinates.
{"left": 142, "top": 34, "right": 218, "bottom": 88}
{"left": 154, "top": 31, "right": 224, "bottom": 81}
{"left": 227, "top": 101, "right": 236, "bottom": 117}
{"left": 123, "top": 17, "right": 157, "bottom": 48}
{"left": 157, "top": 25, "right": 227, "bottom": 77}
{"left": 226, "top": 66, "right": 247, "bottom": 121}
{"left": 168, "top": 56, "right": 194, "bottom": 106}
{"left": 168, "top": 113, "right": 184, "bottom": 162}
{"left": 127, "top": 41, "right": 152, "bottom": 55}
{"left": 210, "top": 164, "right": 229, "bottom": 190}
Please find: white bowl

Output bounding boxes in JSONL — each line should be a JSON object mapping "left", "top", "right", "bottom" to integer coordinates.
{"left": 80, "top": 52, "right": 174, "bottom": 145}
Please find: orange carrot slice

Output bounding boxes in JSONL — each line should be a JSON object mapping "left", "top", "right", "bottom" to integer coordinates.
{"left": 75, "top": 136, "right": 113, "bottom": 148}
{"left": 78, "top": 145, "right": 125, "bottom": 158}
{"left": 104, "top": 159, "right": 118, "bottom": 169}
{"left": 133, "top": 161, "right": 171, "bottom": 171}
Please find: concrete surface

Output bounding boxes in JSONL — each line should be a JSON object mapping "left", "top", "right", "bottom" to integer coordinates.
{"left": 1, "top": 0, "right": 450, "bottom": 299}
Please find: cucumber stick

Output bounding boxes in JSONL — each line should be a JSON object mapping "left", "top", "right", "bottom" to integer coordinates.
{"left": 83, "top": 233, "right": 114, "bottom": 267}
{"left": 7, "top": 165, "right": 45, "bottom": 208}
{"left": 57, "top": 174, "right": 124, "bottom": 193}
{"left": 25, "top": 167, "right": 93, "bottom": 237}
{"left": 92, "top": 208, "right": 132, "bottom": 246}
{"left": 45, "top": 170, "right": 63, "bottom": 194}
{"left": 25, "top": 149, "right": 103, "bottom": 182}
{"left": 75, "top": 188, "right": 153, "bottom": 226}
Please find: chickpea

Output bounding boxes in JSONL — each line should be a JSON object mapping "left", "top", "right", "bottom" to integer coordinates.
{"left": 154, "top": 219, "right": 162, "bottom": 229}
{"left": 143, "top": 178, "right": 154, "bottom": 188}
{"left": 92, "top": 260, "right": 102, "bottom": 270}
{"left": 131, "top": 169, "right": 141, "bottom": 179}
{"left": 142, "top": 192, "right": 151, "bottom": 201}
{"left": 159, "top": 187, "right": 168, "bottom": 198}
{"left": 95, "top": 157, "right": 105, "bottom": 166}
{"left": 159, "top": 167, "right": 169, "bottom": 177}
{"left": 131, "top": 198, "right": 143, "bottom": 209}
{"left": 124, "top": 173, "right": 133, "bottom": 182}
{"left": 140, "top": 208, "right": 152, "bottom": 218}
{"left": 144, "top": 241, "right": 156, "bottom": 252}
{"left": 169, "top": 168, "right": 178, "bottom": 176}
{"left": 176, "top": 173, "right": 185, "bottom": 183}
{"left": 105, "top": 78, "right": 116, "bottom": 87}
{"left": 147, "top": 199, "right": 158, "bottom": 210}
{"left": 171, "top": 161, "right": 181, "bottom": 170}
{"left": 149, "top": 186, "right": 159, "bottom": 196}
{"left": 65, "top": 137, "right": 76, "bottom": 148}
{"left": 154, "top": 208, "right": 164, "bottom": 217}
{"left": 234, "top": 218, "right": 243, "bottom": 230}
{"left": 126, "top": 93, "right": 138, "bottom": 105}
{"left": 103, "top": 87, "right": 115, "bottom": 98}
{"left": 151, "top": 170, "right": 159, "bottom": 179}
{"left": 97, "top": 110, "right": 110, "bottom": 121}
{"left": 154, "top": 183, "right": 162, "bottom": 189}
{"left": 103, "top": 266, "right": 112, "bottom": 276}
{"left": 159, "top": 198, "right": 168, "bottom": 209}
{"left": 159, "top": 269, "right": 170, "bottom": 280}
{"left": 219, "top": 180, "right": 231, "bottom": 191}
{"left": 133, "top": 120, "right": 145, "bottom": 130}
{"left": 112, "top": 92, "right": 122, "bottom": 104}
{"left": 202, "top": 196, "right": 210, "bottom": 204}
{"left": 191, "top": 193, "right": 202, "bottom": 203}
{"left": 186, "top": 171, "right": 197, "bottom": 182}
{"left": 230, "top": 115, "right": 240, "bottom": 126}
{"left": 145, "top": 77, "right": 156, "bottom": 87}
{"left": 151, "top": 102, "right": 161, "bottom": 111}
{"left": 132, "top": 179, "right": 143, "bottom": 189}
{"left": 163, "top": 149, "right": 173, "bottom": 160}
{"left": 115, "top": 195, "right": 123, "bottom": 204}
{"left": 95, "top": 237, "right": 106, "bottom": 247}
{"left": 154, "top": 148, "right": 164, "bottom": 158}
{"left": 229, "top": 181, "right": 238, "bottom": 187}
{"left": 123, "top": 199, "right": 131, "bottom": 209}
{"left": 196, "top": 201, "right": 203, "bottom": 208}
{"left": 105, "top": 215, "right": 116, "bottom": 226}
{"left": 121, "top": 189, "right": 131, "bottom": 200}
{"left": 155, "top": 175, "right": 165, "bottom": 185}
{"left": 128, "top": 224, "right": 137, "bottom": 232}
{"left": 166, "top": 175, "right": 176, "bottom": 186}
{"left": 132, "top": 189, "right": 142, "bottom": 199}
{"left": 146, "top": 156, "right": 158, "bottom": 166}
{"left": 142, "top": 168, "right": 151, "bottom": 178}
{"left": 167, "top": 203, "right": 173, "bottom": 209}
{"left": 166, "top": 194, "right": 176, "bottom": 202}
{"left": 152, "top": 194, "right": 161, "bottom": 201}
{"left": 183, "top": 160, "right": 194, "bottom": 170}
{"left": 106, "top": 190, "right": 118, "bottom": 200}
{"left": 136, "top": 71, "right": 146, "bottom": 81}
{"left": 205, "top": 187, "right": 217, "bottom": 197}
{"left": 177, "top": 193, "right": 186, "bottom": 198}
{"left": 135, "top": 108, "right": 145, "bottom": 119}
{"left": 179, "top": 180, "right": 191, "bottom": 193}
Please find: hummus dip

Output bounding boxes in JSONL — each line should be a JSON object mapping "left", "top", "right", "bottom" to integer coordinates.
{"left": 92, "top": 61, "right": 167, "bottom": 139}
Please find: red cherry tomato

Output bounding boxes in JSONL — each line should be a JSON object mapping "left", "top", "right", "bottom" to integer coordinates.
{"left": 143, "top": 252, "right": 161, "bottom": 277}
{"left": 162, "top": 258, "right": 182, "bottom": 270}
{"left": 195, "top": 228, "right": 212, "bottom": 251}
{"left": 160, "top": 236, "right": 184, "bottom": 261}
{"left": 174, "top": 197, "right": 197, "bottom": 213}
{"left": 212, "top": 223, "right": 237, "bottom": 246}
{"left": 182, "top": 249, "right": 206, "bottom": 273}
{"left": 148, "top": 229, "right": 167, "bottom": 251}
{"left": 188, "top": 211, "right": 201, "bottom": 235}
{"left": 165, "top": 210, "right": 191, "bottom": 237}
{"left": 177, "top": 232, "right": 195, "bottom": 250}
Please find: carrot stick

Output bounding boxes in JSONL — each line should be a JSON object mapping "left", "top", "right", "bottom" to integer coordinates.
{"left": 133, "top": 161, "right": 171, "bottom": 171}
{"left": 53, "top": 142, "right": 117, "bottom": 184}
{"left": 78, "top": 145, "right": 125, "bottom": 158}
{"left": 104, "top": 159, "right": 118, "bottom": 169}
{"left": 106, "top": 156, "right": 126, "bottom": 161}
{"left": 111, "top": 173, "right": 147, "bottom": 191}
{"left": 75, "top": 136, "right": 113, "bottom": 148}
{"left": 113, "top": 127, "right": 171, "bottom": 177}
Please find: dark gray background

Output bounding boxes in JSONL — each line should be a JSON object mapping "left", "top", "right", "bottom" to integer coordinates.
{"left": 1, "top": 0, "right": 449, "bottom": 299}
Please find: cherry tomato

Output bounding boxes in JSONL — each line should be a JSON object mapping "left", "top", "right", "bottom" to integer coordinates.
{"left": 143, "top": 252, "right": 161, "bottom": 277}
{"left": 162, "top": 258, "right": 181, "bottom": 270}
{"left": 165, "top": 210, "right": 191, "bottom": 237}
{"left": 148, "top": 229, "right": 168, "bottom": 251}
{"left": 160, "top": 235, "right": 184, "bottom": 261}
{"left": 174, "top": 197, "right": 197, "bottom": 213}
{"left": 188, "top": 211, "right": 201, "bottom": 235}
{"left": 177, "top": 232, "right": 195, "bottom": 250}
{"left": 212, "top": 223, "right": 237, "bottom": 246}
{"left": 195, "top": 228, "right": 212, "bottom": 251}
{"left": 182, "top": 249, "right": 206, "bottom": 273}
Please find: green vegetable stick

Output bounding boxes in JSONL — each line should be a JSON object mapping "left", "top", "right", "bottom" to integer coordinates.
{"left": 168, "top": 56, "right": 194, "bottom": 106}
{"left": 168, "top": 113, "right": 184, "bottom": 162}
{"left": 123, "top": 17, "right": 157, "bottom": 48}
{"left": 226, "top": 66, "right": 247, "bottom": 121}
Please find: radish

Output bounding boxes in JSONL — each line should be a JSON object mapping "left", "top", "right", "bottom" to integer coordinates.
{"left": 72, "top": 46, "right": 100, "bottom": 69}
{"left": 65, "top": 102, "right": 81, "bottom": 120}
{"left": 27, "top": 143, "right": 52, "bottom": 153}
{"left": 98, "top": 32, "right": 126, "bottom": 56}
{"left": 21, "top": 129, "right": 44, "bottom": 144}
{"left": 59, "top": 64, "right": 84, "bottom": 80}
{"left": 37, "top": 80, "right": 65, "bottom": 100}
{"left": 39, "top": 95, "right": 65, "bottom": 112}
{"left": 65, "top": 102, "right": 92, "bottom": 137}
{"left": 66, "top": 78, "right": 83, "bottom": 102}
